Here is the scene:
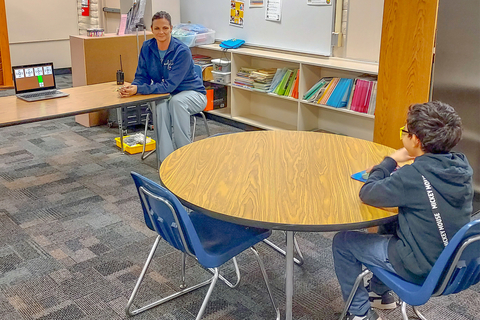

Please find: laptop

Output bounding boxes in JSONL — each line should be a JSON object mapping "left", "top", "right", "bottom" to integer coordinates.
{"left": 12, "top": 62, "right": 69, "bottom": 102}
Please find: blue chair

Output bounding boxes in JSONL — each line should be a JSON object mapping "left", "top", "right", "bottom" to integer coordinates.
{"left": 126, "top": 172, "right": 280, "bottom": 319}
{"left": 339, "top": 219, "right": 480, "bottom": 320}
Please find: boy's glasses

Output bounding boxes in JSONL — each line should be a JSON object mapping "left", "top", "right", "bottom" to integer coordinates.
{"left": 400, "top": 125, "right": 412, "bottom": 140}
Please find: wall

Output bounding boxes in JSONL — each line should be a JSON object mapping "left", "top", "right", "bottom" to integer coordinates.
{"left": 5, "top": 0, "right": 78, "bottom": 68}
{"left": 77, "top": 0, "right": 100, "bottom": 35}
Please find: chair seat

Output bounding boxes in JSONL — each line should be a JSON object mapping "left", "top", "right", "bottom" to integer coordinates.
{"left": 367, "top": 265, "right": 429, "bottom": 306}
{"left": 189, "top": 211, "right": 272, "bottom": 268}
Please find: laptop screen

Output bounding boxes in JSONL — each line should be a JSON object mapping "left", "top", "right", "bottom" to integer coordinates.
{"left": 12, "top": 62, "right": 57, "bottom": 94}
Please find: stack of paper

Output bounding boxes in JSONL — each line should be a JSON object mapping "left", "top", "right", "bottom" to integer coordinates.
{"left": 192, "top": 54, "right": 212, "bottom": 66}
{"left": 250, "top": 68, "right": 277, "bottom": 92}
{"left": 233, "top": 67, "right": 256, "bottom": 89}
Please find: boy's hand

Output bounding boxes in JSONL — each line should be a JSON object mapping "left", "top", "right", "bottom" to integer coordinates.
{"left": 119, "top": 85, "right": 137, "bottom": 97}
{"left": 389, "top": 147, "right": 415, "bottom": 163}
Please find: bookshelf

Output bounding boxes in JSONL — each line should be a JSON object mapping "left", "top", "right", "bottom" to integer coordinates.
{"left": 192, "top": 44, "right": 378, "bottom": 141}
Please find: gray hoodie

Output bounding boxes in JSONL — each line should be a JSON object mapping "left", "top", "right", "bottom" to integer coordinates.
{"left": 359, "top": 153, "right": 473, "bottom": 284}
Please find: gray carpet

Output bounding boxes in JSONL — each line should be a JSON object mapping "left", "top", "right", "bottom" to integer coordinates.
{"left": 1, "top": 74, "right": 479, "bottom": 320}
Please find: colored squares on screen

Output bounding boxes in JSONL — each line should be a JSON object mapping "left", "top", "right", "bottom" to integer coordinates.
{"left": 43, "top": 66, "right": 53, "bottom": 75}
{"left": 38, "top": 75, "right": 44, "bottom": 87}
{"left": 34, "top": 67, "right": 44, "bottom": 76}
{"left": 25, "top": 68, "right": 34, "bottom": 77}
{"left": 15, "top": 69, "right": 25, "bottom": 78}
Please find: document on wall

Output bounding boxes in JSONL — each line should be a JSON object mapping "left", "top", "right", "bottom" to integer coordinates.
{"left": 230, "top": 0, "right": 245, "bottom": 28}
{"left": 265, "top": 0, "right": 282, "bottom": 22}
{"left": 307, "top": 0, "right": 332, "bottom": 5}
{"left": 250, "top": 0, "right": 264, "bottom": 7}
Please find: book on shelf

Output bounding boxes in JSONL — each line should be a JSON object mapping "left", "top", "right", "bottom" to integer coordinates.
{"left": 284, "top": 69, "right": 297, "bottom": 97}
{"left": 268, "top": 68, "right": 287, "bottom": 93}
{"left": 319, "top": 78, "right": 340, "bottom": 105}
{"left": 302, "top": 75, "right": 377, "bottom": 114}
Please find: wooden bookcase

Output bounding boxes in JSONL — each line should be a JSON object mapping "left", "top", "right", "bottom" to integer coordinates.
{"left": 192, "top": 44, "right": 378, "bottom": 141}
{"left": 0, "top": 0, "right": 13, "bottom": 89}
{"left": 70, "top": 32, "right": 153, "bottom": 126}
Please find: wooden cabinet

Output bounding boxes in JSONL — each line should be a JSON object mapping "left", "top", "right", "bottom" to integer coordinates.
{"left": 0, "top": 0, "right": 13, "bottom": 89}
{"left": 193, "top": 44, "right": 378, "bottom": 141}
{"left": 70, "top": 32, "right": 153, "bottom": 126}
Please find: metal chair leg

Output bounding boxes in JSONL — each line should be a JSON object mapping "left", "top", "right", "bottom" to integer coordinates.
{"left": 401, "top": 301, "right": 409, "bottom": 320}
{"left": 180, "top": 252, "right": 187, "bottom": 289}
{"left": 125, "top": 236, "right": 213, "bottom": 316}
{"left": 141, "top": 112, "right": 156, "bottom": 160}
{"left": 208, "top": 257, "right": 241, "bottom": 288}
{"left": 263, "top": 232, "right": 305, "bottom": 266}
{"left": 413, "top": 305, "right": 428, "bottom": 320}
{"left": 192, "top": 115, "right": 197, "bottom": 141}
{"left": 338, "top": 269, "right": 372, "bottom": 320}
{"left": 200, "top": 112, "right": 210, "bottom": 136}
{"left": 195, "top": 268, "right": 219, "bottom": 320}
{"left": 251, "top": 246, "right": 281, "bottom": 320}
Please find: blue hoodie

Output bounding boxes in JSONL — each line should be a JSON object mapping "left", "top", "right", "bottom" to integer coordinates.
{"left": 132, "top": 37, "right": 206, "bottom": 95}
{"left": 360, "top": 153, "right": 473, "bottom": 284}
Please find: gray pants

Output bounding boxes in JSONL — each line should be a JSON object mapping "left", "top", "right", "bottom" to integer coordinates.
{"left": 155, "top": 90, "right": 207, "bottom": 162}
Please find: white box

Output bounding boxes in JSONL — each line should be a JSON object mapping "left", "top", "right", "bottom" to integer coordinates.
{"left": 211, "top": 58, "right": 231, "bottom": 72}
{"left": 211, "top": 70, "right": 231, "bottom": 84}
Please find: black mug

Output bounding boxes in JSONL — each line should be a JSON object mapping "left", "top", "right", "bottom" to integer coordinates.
{"left": 116, "top": 70, "right": 124, "bottom": 85}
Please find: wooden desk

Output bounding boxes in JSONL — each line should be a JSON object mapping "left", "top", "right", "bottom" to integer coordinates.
{"left": 0, "top": 82, "right": 167, "bottom": 127}
{"left": 159, "top": 130, "right": 398, "bottom": 319}
{"left": 0, "top": 82, "right": 168, "bottom": 167}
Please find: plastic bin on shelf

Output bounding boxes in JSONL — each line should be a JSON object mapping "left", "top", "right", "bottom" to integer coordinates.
{"left": 211, "top": 59, "right": 231, "bottom": 72}
{"left": 211, "top": 70, "right": 231, "bottom": 85}
{"left": 172, "top": 24, "right": 215, "bottom": 47}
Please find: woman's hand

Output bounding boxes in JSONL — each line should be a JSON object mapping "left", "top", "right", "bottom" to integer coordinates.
{"left": 389, "top": 147, "right": 415, "bottom": 163}
{"left": 119, "top": 85, "right": 137, "bottom": 98}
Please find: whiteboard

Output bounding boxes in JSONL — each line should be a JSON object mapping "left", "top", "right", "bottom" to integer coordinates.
{"left": 179, "top": 0, "right": 335, "bottom": 56}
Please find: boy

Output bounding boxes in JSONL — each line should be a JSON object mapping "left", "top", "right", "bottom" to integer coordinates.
{"left": 332, "top": 101, "right": 474, "bottom": 320}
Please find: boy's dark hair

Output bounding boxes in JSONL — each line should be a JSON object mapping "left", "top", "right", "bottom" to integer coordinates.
{"left": 407, "top": 101, "right": 463, "bottom": 154}
{"left": 152, "top": 11, "right": 172, "bottom": 27}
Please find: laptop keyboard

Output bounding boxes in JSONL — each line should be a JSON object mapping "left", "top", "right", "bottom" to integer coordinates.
{"left": 21, "top": 90, "right": 61, "bottom": 98}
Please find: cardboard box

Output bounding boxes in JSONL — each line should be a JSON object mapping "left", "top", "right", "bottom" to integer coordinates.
{"left": 204, "top": 83, "right": 227, "bottom": 111}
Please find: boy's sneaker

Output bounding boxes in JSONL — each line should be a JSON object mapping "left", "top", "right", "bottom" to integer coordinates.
{"left": 366, "top": 283, "right": 397, "bottom": 310}
{"left": 346, "top": 308, "right": 382, "bottom": 320}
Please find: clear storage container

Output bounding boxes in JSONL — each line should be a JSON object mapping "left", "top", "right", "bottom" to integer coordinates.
{"left": 211, "top": 70, "right": 231, "bottom": 84}
{"left": 211, "top": 59, "right": 231, "bottom": 72}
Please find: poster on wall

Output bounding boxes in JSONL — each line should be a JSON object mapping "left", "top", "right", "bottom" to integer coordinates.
{"left": 265, "top": 0, "right": 282, "bottom": 22}
{"left": 250, "top": 0, "right": 264, "bottom": 7}
{"left": 230, "top": 0, "right": 245, "bottom": 28}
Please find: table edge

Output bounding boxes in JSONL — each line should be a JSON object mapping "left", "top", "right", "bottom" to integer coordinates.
{"left": 160, "top": 179, "right": 398, "bottom": 232}
{"left": 0, "top": 91, "right": 169, "bottom": 128}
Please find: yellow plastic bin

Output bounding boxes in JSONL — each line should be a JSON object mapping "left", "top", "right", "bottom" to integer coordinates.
{"left": 115, "top": 136, "right": 156, "bottom": 154}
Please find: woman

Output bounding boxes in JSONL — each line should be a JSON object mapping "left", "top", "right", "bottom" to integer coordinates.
{"left": 120, "top": 11, "right": 207, "bottom": 162}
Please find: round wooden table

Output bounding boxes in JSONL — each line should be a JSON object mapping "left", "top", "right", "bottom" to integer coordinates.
{"left": 160, "top": 130, "right": 398, "bottom": 319}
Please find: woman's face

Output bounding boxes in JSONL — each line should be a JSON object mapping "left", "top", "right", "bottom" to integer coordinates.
{"left": 151, "top": 18, "right": 172, "bottom": 44}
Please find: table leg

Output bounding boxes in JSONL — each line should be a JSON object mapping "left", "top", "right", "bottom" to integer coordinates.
{"left": 117, "top": 107, "right": 124, "bottom": 153}
{"left": 149, "top": 101, "right": 160, "bottom": 171}
{"left": 286, "top": 231, "right": 294, "bottom": 320}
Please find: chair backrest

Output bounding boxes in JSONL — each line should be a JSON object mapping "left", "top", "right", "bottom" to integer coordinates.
{"left": 423, "top": 219, "right": 480, "bottom": 297}
{"left": 194, "top": 64, "right": 203, "bottom": 80}
{"left": 130, "top": 172, "right": 203, "bottom": 257}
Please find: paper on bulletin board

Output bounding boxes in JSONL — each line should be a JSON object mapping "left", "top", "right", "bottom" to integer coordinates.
{"left": 250, "top": 0, "right": 264, "bottom": 7}
{"left": 266, "top": 0, "right": 282, "bottom": 21}
{"left": 230, "top": 0, "right": 245, "bottom": 28}
{"left": 307, "top": 0, "right": 332, "bottom": 5}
